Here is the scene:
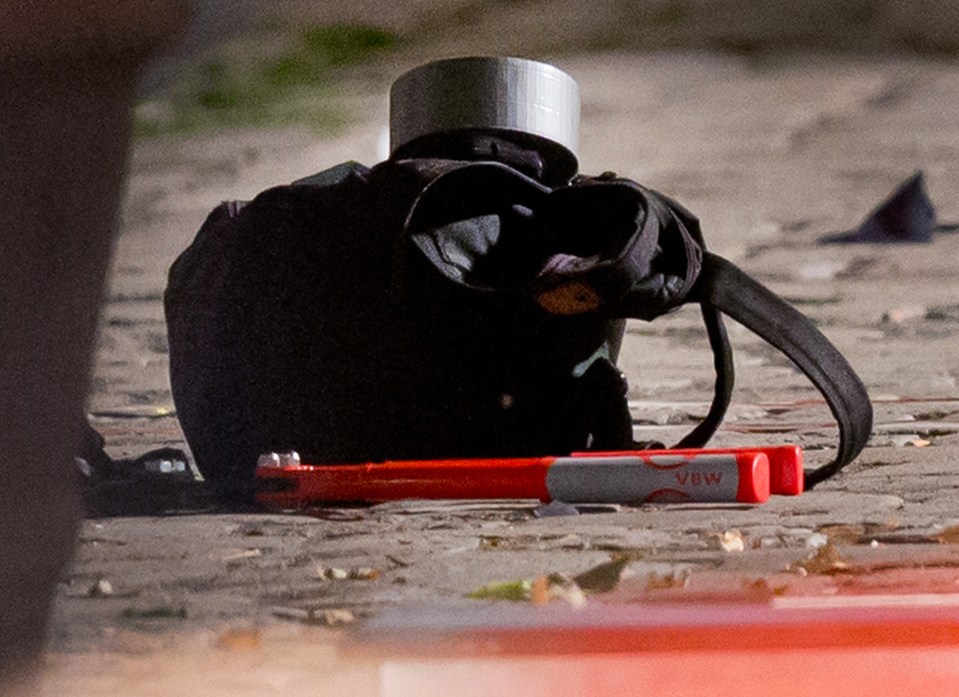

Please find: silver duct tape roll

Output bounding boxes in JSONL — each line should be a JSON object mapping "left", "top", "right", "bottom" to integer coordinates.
{"left": 390, "top": 56, "right": 580, "bottom": 161}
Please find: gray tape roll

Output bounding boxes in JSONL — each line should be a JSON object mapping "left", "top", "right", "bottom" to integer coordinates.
{"left": 390, "top": 56, "right": 579, "bottom": 167}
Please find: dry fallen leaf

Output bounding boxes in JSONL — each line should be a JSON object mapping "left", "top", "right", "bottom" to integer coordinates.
{"left": 466, "top": 579, "right": 532, "bottom": 601}
{"left": 817, "top": 524, "right": 866, "bottom": 545}
{"left": 90, "top": 578, "right": 114, "bottom": 597}
{"left": 530, "top": 575, "right": 551, "bottom": 605}
{"left": 545, "top": 574, "right": 587, "bottom": 609}
{"left": 272, "top": 607, "right": 355, "bottom": 626}
{"left": 316, "top": 567, "right": 349, "bottom": 580}
{"left": 215, "top": 627, "right": 262, "bottom": 651}
{"left": 791, "top": 543, "right": 850, "bottom": 575}
{"left": 349, "top": 567, "right": 380, "bottom": 580}
{"left": 741, "top": 578, "right": 789, "bottom": 598}
{"left": 645, "top": 571, "right": 688, "bottom": 590}
{"left": 718, "top": 530, "right": 745, "bottom": 553}
{"left": 531, "top": 573, "right": 588, "bottom": 608}
{"left": 318, "top": 609, "right": 355, "bottom": 626}
{"left": 936, "top": 525, "right": 959, "bottom": 544}
{"left": 572, "top": 557, "right": 630, "bottom": 593}
{"left": 317, "top": 566, "right": 380, "bottom": 580}
{"left": 818, "top": 523, "right": 903, "bottom": 545}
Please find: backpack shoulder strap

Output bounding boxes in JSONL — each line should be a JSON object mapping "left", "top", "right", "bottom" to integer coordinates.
{"left": 692, "top": 252, "right": 873, "bottom": 487}
{"left": 673, "top": 303, "right": 735, "bottom": 450}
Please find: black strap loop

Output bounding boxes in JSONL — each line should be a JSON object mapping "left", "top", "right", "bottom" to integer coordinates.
{"left": 674, "top": 303, "right": 735, "bottom": 449}
{"left": 692, "top": 252, "right": 873, "bottom": 486}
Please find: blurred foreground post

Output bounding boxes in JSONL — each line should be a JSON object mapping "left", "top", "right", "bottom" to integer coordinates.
{"left": 0, "top": 2, "right": 188, "bottom": 691}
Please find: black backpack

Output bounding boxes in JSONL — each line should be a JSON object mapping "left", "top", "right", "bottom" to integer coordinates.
{"left": 164, "top": 158, "right": 873, "bottom": 500}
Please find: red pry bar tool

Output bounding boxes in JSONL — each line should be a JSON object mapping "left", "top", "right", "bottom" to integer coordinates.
{"left": 255, "top": 446, "right": 803, "bottom": 508}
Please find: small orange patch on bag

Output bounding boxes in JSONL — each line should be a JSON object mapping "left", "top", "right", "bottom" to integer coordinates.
{"left": 536, "top": 281, "right": 601, "bottom": 314}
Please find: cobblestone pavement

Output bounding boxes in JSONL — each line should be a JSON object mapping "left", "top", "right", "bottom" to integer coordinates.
{"left": 43, "top": 50, "right": 959, "bottom": 693}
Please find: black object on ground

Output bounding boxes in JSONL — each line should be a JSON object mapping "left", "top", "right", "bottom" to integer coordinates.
{"left": 77, "top": 422, "right": 212, "bottom": 516}
{"left": 821, "top": 171, "right": 937, "bottom": 244}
